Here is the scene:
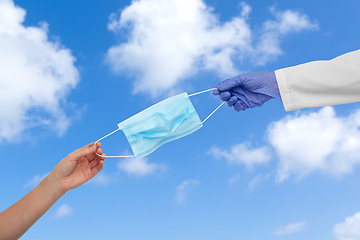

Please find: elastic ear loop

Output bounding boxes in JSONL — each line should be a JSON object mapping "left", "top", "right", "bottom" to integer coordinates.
{"left": 188, "top": 88, "right": 225, "bottom": 124}
{"left": 94, "top": 129, "right": 136, "bottom": 158}
{"left": 95, "top": 88, "right": 224, "bottom": 158}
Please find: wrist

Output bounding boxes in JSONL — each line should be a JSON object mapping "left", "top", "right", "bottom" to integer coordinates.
{"left": 42, "top": 171, "right": 67, "bottom": 198}
{"left": 267, "top": 72, "right": 282, "bottom": 101}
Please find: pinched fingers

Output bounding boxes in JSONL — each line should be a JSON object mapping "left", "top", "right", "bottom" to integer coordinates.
{"left": 216, "top": 78, "right": 239, "bottom": 92}
{"left": 69, "top": 143, "right": 97, "bottom": 160}
{"left": 217, "top": 91, "right": 244, "bottom": 110}
{"left": 90, "top": 155, "right": 105, "bottom": 176}
{"left": 233, "top": 101, "right": 246, "bottom": 112}
{"left": 225, "top": 96, "right": 237, "bottom": 107}
{"left": 89, "top": 154, "right": 105, "bottom": 169}
{"left": 84, "top": 142, "right": 104, "bottom": 160}
{"left": 219, "top": 91, "right": 231, "bottom": 101}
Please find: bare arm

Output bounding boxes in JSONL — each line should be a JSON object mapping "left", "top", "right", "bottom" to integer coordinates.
{"left": 0, "top": 142, "right": 106, "bottom": 240}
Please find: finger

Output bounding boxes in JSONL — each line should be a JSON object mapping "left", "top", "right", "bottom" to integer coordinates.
{"left": 70, "top": 143, "right": 96, "bottom": 160}
{"left": 93, "top": 149, "right": 106, "bottom": 161}
{"left": 234, "top": 101, "right": 246, "bottom": 112}
{"left": 99, "top": 153, "right": 106, "bottom": 160}
{"left": 86, "top": 142, "right": 102, "bottom": 150}
{"left": 86, "top": 142, "right": 95, "bottom": 148}
{"left": 212, "top": 89, "right": 220, "bottom": 95}
{"left": 89, "top": 156, "right": 102, "bottom": 168}
{"left": 97, "top": 147, "right": 103, "bottom": 155}
{"left": 84, "top": 145, "right": 102, "bottom": 161}
{"left": 90, "top": 158, "right": 105, "bottom": 178}
{"left": 232, "top": 90, "right": 250, "bottom": 108}
{"left": 97, "top": 148, "right": 107, "bottom": 159}
{"left": 219, "top": 91, "right": 231, "bottom": 101}
{"left": 88, "top": 141, "right": 104, "bottom": 159}
{"left": 225, "top": 96, "right": 237, "bottom": 107}
{"left": 89, "top": 157, "right": 99, "bottom": 168}
{"left": 216, "top": 77, "right": 239, "bottom": 91}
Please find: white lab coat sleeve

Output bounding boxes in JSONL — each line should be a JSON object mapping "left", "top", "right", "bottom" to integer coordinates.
{"left": 275, "top": 49, "right": 360, "bottom": 111}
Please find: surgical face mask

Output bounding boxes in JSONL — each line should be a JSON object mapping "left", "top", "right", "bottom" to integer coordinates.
{"left": 95, "top": 88, "right": 224, "bottom": 159}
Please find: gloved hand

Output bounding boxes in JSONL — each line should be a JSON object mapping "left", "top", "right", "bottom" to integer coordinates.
{"left": 213, "top": 72, "right": 282, "bottom": 112}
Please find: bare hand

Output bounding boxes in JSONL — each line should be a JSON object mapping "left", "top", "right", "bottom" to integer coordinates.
{"left": 50, "top": 142, "right": 106, "bottom": 194}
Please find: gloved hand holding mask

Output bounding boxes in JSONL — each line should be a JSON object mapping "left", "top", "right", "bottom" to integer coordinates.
{"left": 213, "top": 72, "right": 282, "bottom": 112}
{"left": 95, "top": 72, "right": 281, "bottom": 158}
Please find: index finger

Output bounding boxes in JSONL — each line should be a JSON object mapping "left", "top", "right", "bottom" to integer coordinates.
{"left": 84, "top": 142, "right": 103, "bottom": 160}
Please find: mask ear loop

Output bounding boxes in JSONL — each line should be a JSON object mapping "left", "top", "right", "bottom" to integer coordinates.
{"left": 188, "top": 88, "right": 225, "bottom": 124}
{"left": 94, "top": 128, "right": 137, "bottom": 158}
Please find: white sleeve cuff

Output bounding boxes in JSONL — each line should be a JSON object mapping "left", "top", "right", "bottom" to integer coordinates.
{"left": 275, "top": 69, "right": 296, "bottom": 111}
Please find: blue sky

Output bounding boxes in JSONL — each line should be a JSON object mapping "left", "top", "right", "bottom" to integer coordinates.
{"left": 1, "top": 0, "right": 360, "bottom": 239}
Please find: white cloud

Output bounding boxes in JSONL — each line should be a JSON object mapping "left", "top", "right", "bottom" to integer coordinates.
{"left": 274, "top": 221, "right": 306, "bottom": 235}
{"left": 334, "top": 212, "right": 360, "bottom": 240}
{"left": 106, "top": 0, "right": 318, "bottom": 97}
{"left": 208, "top": 142, "right": 271, "bottom": 169}
{"left": 23, "top": 172, "right": 49, "bottom": 188}
{"left": 174, "top": 179, "right": 199, "bottom": 204}
{"left": 268, "top": 107, "right": 360, "bottom": 182}
{"left": 256, "top": 7, "right": 318, "bottom": 64}
{"left": 0, "top": 0, "right": 80, "bottom": 142}
{"left": 228, "top": 174, "right": 240, "bottom": 185}
{"left": 209, "top": 109, "right": 360, "bottom": 183}
{"left": 248, "top": 174, "right": 269, "bottom": 191}
{"left": 117, "top": 157, "right": 167, "bottom": 177}
{"left": 51, "top": 204, "right": 73, "bottom": 219}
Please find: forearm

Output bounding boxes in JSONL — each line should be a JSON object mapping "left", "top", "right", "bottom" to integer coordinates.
{"left": 0, "top": 172, "right": 64, "bottom": 240}
{"left": 275, "top": 49, "right": 360, "bottom": 111}
{"left": 0, "top": 142, "right": 104, "bottom": 240}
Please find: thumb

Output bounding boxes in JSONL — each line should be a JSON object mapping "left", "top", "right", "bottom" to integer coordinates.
{"left": 70, "top": 143, "right": 96, "bottom": 160}
{"left": 217, "top": 76, "right": 240, "bottom": 92}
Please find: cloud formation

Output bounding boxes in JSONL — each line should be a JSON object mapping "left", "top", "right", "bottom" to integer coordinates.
{"left": 51, "top": 204, "right": 73, "bottom": 219}
{"left": 106, "top": 0, "right": 318, "bottom": 97}
{"left": 117, "top": 157, "right": 167, "bottom": 177}
{"left": 209, "top": 107, "right": 360, "bottom": 182}
{"left": 256, "top": 7, "right": 318, "bottom": 64}
{"left": 273, "top": 221, "right": 306, "bottom": 235}
{"left": 268, "top": 107, "right": 360, "bottom": 181}
{"left": 208, "top": 142, "right": 271, "bottom": 169}
{"left": 228, "top": 174, "right": 241, "bottom": 186}
{"left": 174, "top": 179, "right": 199, "bottom": 204}
{"left": 333, "top": 212, "right": 360, "bottom": 240}
{"left": 248, "top": 174, "right": 269, "bottom": 191}
{"left": 0, "top": 0, "right": 79, "bottom": 142}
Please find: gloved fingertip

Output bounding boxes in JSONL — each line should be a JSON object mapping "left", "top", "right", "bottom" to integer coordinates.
{"left": 216, "top": 85, "right": 226, "bottom": 92}
{"left": 234, "top": 101, "right": 245, "bottom": 112}
{"left": 212, "top": 89, "right": 220, "bottom": 95}
{"left": 219, "top": 91, "right": 231, "bottom": 101}
{"left": 226, "top": 96, "right": 237, "bottom": 107}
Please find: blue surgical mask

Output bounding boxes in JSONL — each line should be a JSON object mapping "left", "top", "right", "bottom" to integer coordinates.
{"left": 95, "top": 88, "right": 224, "bottom": 159}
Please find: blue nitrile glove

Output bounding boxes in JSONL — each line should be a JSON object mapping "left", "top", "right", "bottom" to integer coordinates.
{"left": 213, "top": 72, "right": 282, "bottom": 112}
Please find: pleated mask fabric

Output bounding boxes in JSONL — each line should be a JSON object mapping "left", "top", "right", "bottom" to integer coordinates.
{"left": 118, "top": 92, "right": 202, "bottom": 159}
